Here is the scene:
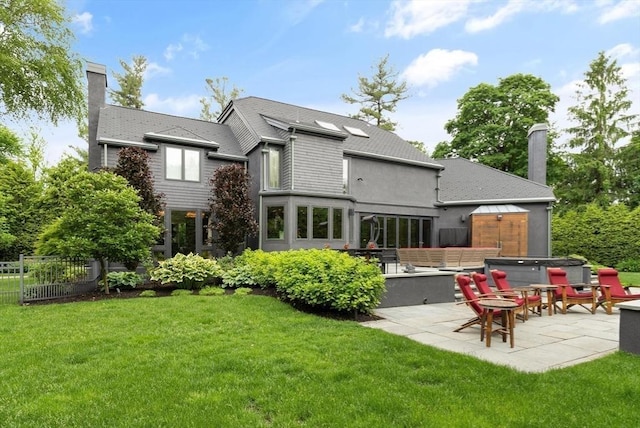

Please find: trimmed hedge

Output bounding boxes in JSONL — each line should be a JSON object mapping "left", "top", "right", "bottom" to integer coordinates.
{"left": 552, "top": 203, "right": 640, "bottom": 267}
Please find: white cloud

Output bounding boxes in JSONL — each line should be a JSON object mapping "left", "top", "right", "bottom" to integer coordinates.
{"left": 164, "top": 43, "right": 183, "bottom": 61}
{"left": 144, "top": 62, "right": 171, "bottom": 80}
{"left": 465, "top": 1, "right": 525, "bottom": 33}
{"left": 143, "top": 93, "right": 201, "bottom": 117}
{"left": 385, "top": 0, "right": 471, "bottom": 39}
{"left": 182, "top": 34, "right": 209, "bottom": 59}
{"left": 349, "top": 17, "right": 365, "bottom": 33}
{"left": 606, "top": 43, "right": 640, "bottom": 60}
{"left": 72, "top": 12, "right": 93, "bottom": 34}
{"left": 465, "top": 0, "right": 578, "bottom": 33}
{"left": 598, "top": 0, "right": 640, "bottom": 24}
{"left": 401, "top": 49, "right": 478, "bottom": 88}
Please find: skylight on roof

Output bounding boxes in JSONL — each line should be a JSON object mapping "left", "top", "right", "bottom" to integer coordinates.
{"left": 343, "top": 125, "right": 369, "bottom": 138}
{"left": 315, "top": 120, "right": 341, "bottom": 132}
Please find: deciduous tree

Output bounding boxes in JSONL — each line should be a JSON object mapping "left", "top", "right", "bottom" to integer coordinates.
{"left": 113, "top": 147, "right": 164, "bottom": 220}
{"left": 36, "top": 171, "right": 159, "bottom": 293}
{"left": 209, "top": 164, "right": 258, "bottom": 255}
{"left": 341, "top": 54, "right": 408, "bottom": 131}
{"left": 437, "top": 74, "right": 559, "bottom": 178}
{"left": 0, "top": 125, "right": 23, "bottom": 163}
{"left": 109, "top": 55, "right": 147, "bottom": 109}
{"left": 0, "top": 0, "right": 85, "bottom": 124}
{"left": 200, "top": 77, "right": 243, "bottom": 122}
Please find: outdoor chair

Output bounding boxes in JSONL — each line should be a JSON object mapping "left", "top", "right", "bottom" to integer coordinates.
{"left": 547, "top": 267, "right": 597, "bottom": 314}
{"left": 597, "top": 268, "right": 640, "bottom": 315}
{"left": 472, "top": 272, "right": 527, "bottom": 321}
{"left": 490, "top": 269, "right": 542, "bottom": 318}
{"left": 454, "top": 274, "right": 502, "bottom": 335}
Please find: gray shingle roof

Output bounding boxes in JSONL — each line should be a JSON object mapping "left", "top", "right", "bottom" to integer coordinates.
{"left": 97, "top": 105, "right": 244, "bottom": 157}
{"left": 436, "top": 158, "right": 555, "bottom": 204}
{"left": 224, "top": 96, "right": 442, "bottom": 168}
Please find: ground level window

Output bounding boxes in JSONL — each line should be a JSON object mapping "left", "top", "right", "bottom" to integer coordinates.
{"left": 297, "top": 206, "right": 308, "bottom": 238}
{"left": 171, "top": 210, "right": 196, "bottom": 256}
{"left": 333, "top": 208, "right": 343, "bottom": 240}
{"left": 312, "top": 207, "right": 329, "bottom": 239}
{"left": 360, "top": 215, "right": 432, "bottom": 248}
{"left": 267, "top": 206, "right": 285, "bottom": 240}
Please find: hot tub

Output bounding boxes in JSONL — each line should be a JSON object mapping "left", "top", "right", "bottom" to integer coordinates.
{"left": 484, "top": 257, "right": 589, "bottom": 287}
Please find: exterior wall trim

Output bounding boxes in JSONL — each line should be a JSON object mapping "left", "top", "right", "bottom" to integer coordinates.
{"left": 98, "top": 137, "right": 158, "bottom": 151}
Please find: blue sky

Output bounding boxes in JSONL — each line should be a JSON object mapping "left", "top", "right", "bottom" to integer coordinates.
{"left": 11, "top": 0, "right": 640, "bottom": 164}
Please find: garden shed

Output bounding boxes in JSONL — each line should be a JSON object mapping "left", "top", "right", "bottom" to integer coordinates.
{"left": 470, "top": 205, "right": 529, "bottom": 257}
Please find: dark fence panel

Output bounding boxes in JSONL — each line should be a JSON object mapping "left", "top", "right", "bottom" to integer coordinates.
{"left": 0, "top": 256, "right": 98, "bottom": 304}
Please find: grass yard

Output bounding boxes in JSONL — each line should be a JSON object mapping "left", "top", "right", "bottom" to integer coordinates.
{"left": 620, "top": 271, "right": 640, "bottom": 286}
{"left": 0, "top": 295, "right": 639, "bottom": 427}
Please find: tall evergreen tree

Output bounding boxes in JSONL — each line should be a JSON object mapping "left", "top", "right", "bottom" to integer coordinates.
{"left": 109, "top": 55, "right": 147, "bottom": 109}
{"left": 559, "top": 51, "right": 638, "bottom": 207}
{"left": 341, "top": 54, "right": 409, "bottom": 131}
{"left": 199, "top": 77, "right": 243, "bottom": 122}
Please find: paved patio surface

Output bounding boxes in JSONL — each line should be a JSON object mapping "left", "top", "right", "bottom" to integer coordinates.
{"left": 362, "top": 301, "right": 620, "bottom": 373}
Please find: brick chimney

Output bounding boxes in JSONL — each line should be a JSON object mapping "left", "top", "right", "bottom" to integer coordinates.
{"left": 86, "top": 62, "right": 107, "bottom": 172}
{"left": 527, "top": 123, "right": 548, "bottom": 185}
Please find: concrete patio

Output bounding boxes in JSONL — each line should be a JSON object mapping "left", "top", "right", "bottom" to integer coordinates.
{"left": 362, "top": 301, "right": 621, "bottom": 373}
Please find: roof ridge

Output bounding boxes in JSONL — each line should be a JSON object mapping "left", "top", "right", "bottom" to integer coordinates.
{"left": 104, "top": 104, "right": 221, "bottom": 125}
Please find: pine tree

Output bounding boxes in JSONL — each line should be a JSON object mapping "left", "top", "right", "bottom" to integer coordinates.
{"left": 109, "top": 55, "right": 147, "bottom": 109}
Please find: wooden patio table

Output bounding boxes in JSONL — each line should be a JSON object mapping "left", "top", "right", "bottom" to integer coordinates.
{"left": 529, "top": 284, "right": 559, "bottom": 316}
{"left": 478, "top": 298, "right": 519, "bottom": 348}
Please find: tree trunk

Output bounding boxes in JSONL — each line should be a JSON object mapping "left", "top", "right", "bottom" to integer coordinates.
{"left": 100, "top": 258, "right": 109, "bottom": 294}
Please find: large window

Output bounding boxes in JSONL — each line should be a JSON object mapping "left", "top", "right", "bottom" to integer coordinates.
{"left": 342, "top": 158, "right": 349, "bottom": 193}
{"left": 166, "top": 147, "right": 200, "bottom": 182}
{"left": 312, "top": 207, "right": 329, "bottom": 239}
{"left": 296, "top": 206, "right": 343, "bottom": 241}
{"left": 171, "top": 210, "right": 196, "bottom": 256}
{"left": 267, "top": 206, "right": 285, "bottom": 240}
{"left": 360, "top": 215, "right": 432, "bottom": 248}
{"left": 268, "top": 148, "right": 281, "bottom": 189}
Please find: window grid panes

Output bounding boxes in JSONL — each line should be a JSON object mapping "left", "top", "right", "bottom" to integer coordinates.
{"left": 312, "top": 207, "right": 329, "bottom": 239}
{"left": 297, "top": 206, "right": 308, "bottom": 239}
{"left": 267, "top": 206, "right": 285, "bottom": 240}
{"left": 268, "top": 148, "right": 280, "bottom": 189}
{"left": 165, "top": 147, "right": 200, "bottom": 182}
{"left": 333, "top": 208, "right": 343, "bottom": 240}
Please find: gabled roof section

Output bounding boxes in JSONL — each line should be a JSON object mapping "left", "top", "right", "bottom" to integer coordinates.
{"left": 436, "top": 158, "right": 556, "bottom": 205}
{"left": 96, "top": 105, "right": 244, "bottom": 158}
{"left": 220, "top": 96, "right": 442, "bottom": 169}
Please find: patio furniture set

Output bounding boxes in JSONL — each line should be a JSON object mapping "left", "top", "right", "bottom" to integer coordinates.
{"left": 454, "top": 268, "right": 640, "bottom": 348}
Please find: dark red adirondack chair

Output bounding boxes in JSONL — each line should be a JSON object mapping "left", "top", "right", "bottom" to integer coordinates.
{"left": 597, "top": 268, "right": 640, "bottom": 314}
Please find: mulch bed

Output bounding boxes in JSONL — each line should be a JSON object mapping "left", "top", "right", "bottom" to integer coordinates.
{"left": 24, "top": 285, "right": 381, "bottom": 322}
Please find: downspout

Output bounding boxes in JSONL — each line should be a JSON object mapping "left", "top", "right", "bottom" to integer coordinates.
{"left": 103, "top": 144, "right": 108, "bottom": 167}
{"left": 289, "top": 131, "right": 297, "bottom": 190}
{"left": 436, "top": 170, "right": 443, "bottom": 203}
{"left": 547, "top": 204, "right": 553, "bottom": 257}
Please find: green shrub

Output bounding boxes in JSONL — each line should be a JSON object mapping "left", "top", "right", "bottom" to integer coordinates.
{"left": 139, "top": 290, "right": 156, "bottom": 297}
{"left": 171, "top": 289, "right": 192, "bottom": 297}
{"left": 234, "top": 287, "right": 252, "bottom": 296}
{"left": 199, "top": 286, "right": 225, "bottom": 296}
{"left": 107, "top": 271, "right": 144, "bottom": 290}
{"left": 616, "top": 259, "right": 640, "bottom": 272}
{"left": 273, "top": 249, "right": 385, "bottom": 315}
{"left": 221, "top": 249, "right": 278, "bottom": 288}
{"left": 149, "top": 253, "right": 222, "bottom": 289}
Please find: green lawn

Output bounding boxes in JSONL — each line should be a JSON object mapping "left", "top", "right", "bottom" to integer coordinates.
{"left": 1, "top": 295, "right": 639, "bottom": 427}
{"left": 620, "top": 271, "right": 640, "bottom": 286}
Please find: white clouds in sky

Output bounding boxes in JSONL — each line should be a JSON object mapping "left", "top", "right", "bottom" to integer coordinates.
{"left": 143, "top": 93, "right": 201, "bottom": 117}
{"left": 144, "top": 62, "right": 171, "bottom": 80}
{"left": 402, "top": 49, "right": 478, "bottom": 88}
{"left": 163, "top": 34, "right": 208, "bottom": 61}
{"left": 598, "top": 0, "right": 640, "bottom": 24}
{"left": 72, "top": 12, "right": 93, "bottom": 34}
{"left": 385, "top": 0, "right": 471, "bottom": 39}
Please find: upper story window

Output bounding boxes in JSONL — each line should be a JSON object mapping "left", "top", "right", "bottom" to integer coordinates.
{"left": 342, "top": 158, "right": 349, "bottom": 193}
{"left": 268, "top": 147, "right": 281, "bottom": 189}
{"left": 166, "top": 147, "right": 200, "bottom": 182}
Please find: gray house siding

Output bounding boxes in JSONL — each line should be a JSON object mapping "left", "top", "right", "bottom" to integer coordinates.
{"left": 292, "top": 134, "right": 343, "bottom": 194}
{"left": 435, "top": 203, "right": 552, "bottom": 256}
